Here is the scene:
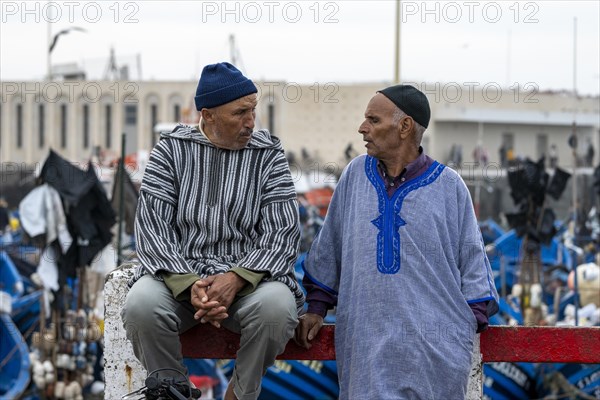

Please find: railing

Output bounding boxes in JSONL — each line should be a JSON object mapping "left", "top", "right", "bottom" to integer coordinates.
{"left": 180, "top": 324, "right": 600, "bottom": 398}
{"left": 181, "top": 324, "right": 600, "bottom": 363}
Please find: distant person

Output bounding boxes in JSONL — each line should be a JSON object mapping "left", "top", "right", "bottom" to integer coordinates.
{"left": 499, "top": 144, "right": 507, "bottom": 167}
{"left": 473, "top": 144, "right": 489, "bottom": 166}
{"left": 507, "top": 147, "right": 516, "bottom": 166}
{"left": 449, "top": 143, "right": 463, "bottom": 166}
{"left": 122, "top": 62, "right": 302, "bottom": 400}
{"left": 549, "top": 144, "right": 559, "bottom": 169}
{"left": 295, "top": 85, "right": 499, "bottom": 399}
{"left": 344, "top": 142, "right": 358, "bottom": 162}
{"left": 586, "top": 138, "right": 595, "bottom": 167}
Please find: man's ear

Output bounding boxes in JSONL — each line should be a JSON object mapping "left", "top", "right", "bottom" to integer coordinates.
{"left": 399, "top": 116, "right": 414, "bottom": 140}
{"left": 201, "top": 108, "right": 215, "bottom": 123}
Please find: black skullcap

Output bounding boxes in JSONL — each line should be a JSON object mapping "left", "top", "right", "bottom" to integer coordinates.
{"left": 379, "top": 85, "right": 431, "bottom": 128}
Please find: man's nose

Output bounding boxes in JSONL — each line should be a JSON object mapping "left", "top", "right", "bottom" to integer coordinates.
{"left": 358, "top": 121, "right": 368, "bottom": 135}
{"left": 244, "top": 114, "right": 255, "bottom": 130}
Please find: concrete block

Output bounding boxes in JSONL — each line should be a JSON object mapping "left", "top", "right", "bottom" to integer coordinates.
{"left": 104, "top": 264, "right": 146, "bottom": 399}
{"left": 467, "top": 335, "right": 483, "bottom": 400}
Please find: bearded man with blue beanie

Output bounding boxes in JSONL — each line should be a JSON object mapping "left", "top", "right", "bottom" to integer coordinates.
{"left": 123, "top": 62, "right": 302, "bottom": 400}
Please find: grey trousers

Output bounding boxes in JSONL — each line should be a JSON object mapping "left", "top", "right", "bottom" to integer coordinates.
{"left": 121, "top": 275, "right": 298, "bottom": 400}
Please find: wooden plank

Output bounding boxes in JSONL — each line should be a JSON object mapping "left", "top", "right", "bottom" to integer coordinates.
{"left": 480, "top": 326, "right": 600, "bottom": 364}
{"left": 181, "top": 324, "right": 336, "bottom": 360}
{"left": 181, "top": 324, "right": 600, "bottom": 364}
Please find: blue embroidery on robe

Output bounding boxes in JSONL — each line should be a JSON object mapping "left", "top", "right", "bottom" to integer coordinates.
{"left": 365, "top": 156, "right": 445, "bottom": 274}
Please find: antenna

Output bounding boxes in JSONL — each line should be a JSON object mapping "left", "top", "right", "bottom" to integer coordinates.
{"left": 104, "top": 47, "right": 120, "bottom": 81}
{"left": 228, "top": 34, "right": 246, "bottom": 72}
{"left": 137, "top": 53, "right": 142, "bottom": 81}
{"left": 506, "top": 30, "right": 512, "bottom": 88}
{"left": 229, "top": 34, "right": 237, "bottom": 66}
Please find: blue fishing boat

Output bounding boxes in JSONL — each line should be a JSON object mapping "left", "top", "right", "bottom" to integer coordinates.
{"left": 0, "top": 313, "right": 32, "bottom": 399}
{"left": 484, "top": 362, "right": 539, "bottom": 399}
{"left": 0, "top": 250, "right": 33, "bottom": 399}
{"left": 536, "top": 363, "right": 600, "bottom": 399}
{"left": 486, "top": 228, "right": 572, "bottom": 293}
{"left": 214, "top": 358, "right": 339, "bottom": 400}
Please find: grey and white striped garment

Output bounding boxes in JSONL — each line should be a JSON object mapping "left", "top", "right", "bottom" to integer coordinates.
{"left": 130, "top": 124, "right": 304, "bottom": 310}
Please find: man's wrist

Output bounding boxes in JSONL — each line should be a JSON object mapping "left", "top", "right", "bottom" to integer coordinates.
{"left": 226, "top": 271, "right": 248, "bottom": 291}
{"left": 307, "top": 301, "right": 329, "bottom": 318}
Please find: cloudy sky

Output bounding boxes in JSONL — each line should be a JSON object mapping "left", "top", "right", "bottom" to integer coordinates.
{"left": 1, "top": 1, "right": 599, "bottom": 95}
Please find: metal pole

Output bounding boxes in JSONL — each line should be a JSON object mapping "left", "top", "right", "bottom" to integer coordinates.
{"left": 394, "top": 0, "right": 401, "bottom": 84}
{"left": 571, "top": 18, "right": 579, "bottom": 327}
{"left": 47, "top": 3, "right": 51, "bottom": 80}
{"left": 572, "top": 17, "right": 578, "bottom": 234}
{"left": 117, "top": 133, "right": 126, "bottom": 265}
{"left": 573, "top": 17, "right": 577, "bottom": 99}
{"left": 229, "top": 34, "right": 237, "bottom": 66}
{"left": 506, "top": 30, "right": 511, "bottom": 87}
{"left": 552, "top": 286, "right": 561, "bottom": 326}
{"left": 500, "top": 255, "right": 506, "bottom": 299}
{"left": 474, "top": 121, "right": 484, "bottom": 218}
{"left": 573, "top": 250, "right": 579, "bottom": 326}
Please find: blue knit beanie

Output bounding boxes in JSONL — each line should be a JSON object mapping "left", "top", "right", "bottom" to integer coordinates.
{"left": 194, "top": 62, "right": 257, "bottom": 111}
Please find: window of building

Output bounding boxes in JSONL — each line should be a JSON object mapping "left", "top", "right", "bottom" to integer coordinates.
{"left": 123, "top": 104, "right": 138, "bottom": 154}
{"left": 174, "top": 104, "right": 181, "bottom": 122}
{"left": 151, "top": 104, "right": 158, "bottom": 146}
{"left": 39, "top": 104, "right": 45, "bottom": 148}
{"left": 83, "top": 104, "right": 90, "bottom": 149}
{"left": 105, "top": 104, "right": 112, "bottom": 149}
{"left": 60, "top": 104, "right": 67, "bottom": 148}
{"left": 536, "top": 133, "right": 548, "bottom": 160}
{"left": 268, "top": 103, "right": 275, "bottom": 134}
{"left": 16, "top": 104, "right": 23, "bottom": 148}
{"left": 502, "top": 132, "right": 515, "bottom": 150}
{"left": 125, "top": 105, "right": 137, "bottom": 125}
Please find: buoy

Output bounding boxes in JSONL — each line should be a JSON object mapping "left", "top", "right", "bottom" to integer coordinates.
{"left": 511, "top": 283, "right": 523, "bottom": 298}
{"left": 54, "top": 381, "right": 66, "bottom": 399}
{"left": 530, "top": 283, "right": 542, "bottom": 307}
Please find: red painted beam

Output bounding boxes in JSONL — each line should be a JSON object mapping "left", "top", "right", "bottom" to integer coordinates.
{"left": 181, "top": 324, "right": 600, "bottom": 364}
{"left": 181, "top": 324, "right": 336, "bottom": 360}
{"left": 480, "top": 326, "right": 600, "bottom": 364}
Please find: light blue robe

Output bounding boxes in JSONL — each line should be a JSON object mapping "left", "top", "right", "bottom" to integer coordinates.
{"left": 304, "top": 155, "right": 498, "bottom": 399}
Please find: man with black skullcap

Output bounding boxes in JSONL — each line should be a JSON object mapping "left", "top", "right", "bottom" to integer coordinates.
{"left": 296, "top": 85, "right": 498, "bottom": 399}
{"left": 122, "top": 62, "right": 303, "bottom": 400}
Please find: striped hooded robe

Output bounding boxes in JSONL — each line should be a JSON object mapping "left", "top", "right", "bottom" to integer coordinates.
{"left": 130, "top": 125, "right": 304, "bottom": 311}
